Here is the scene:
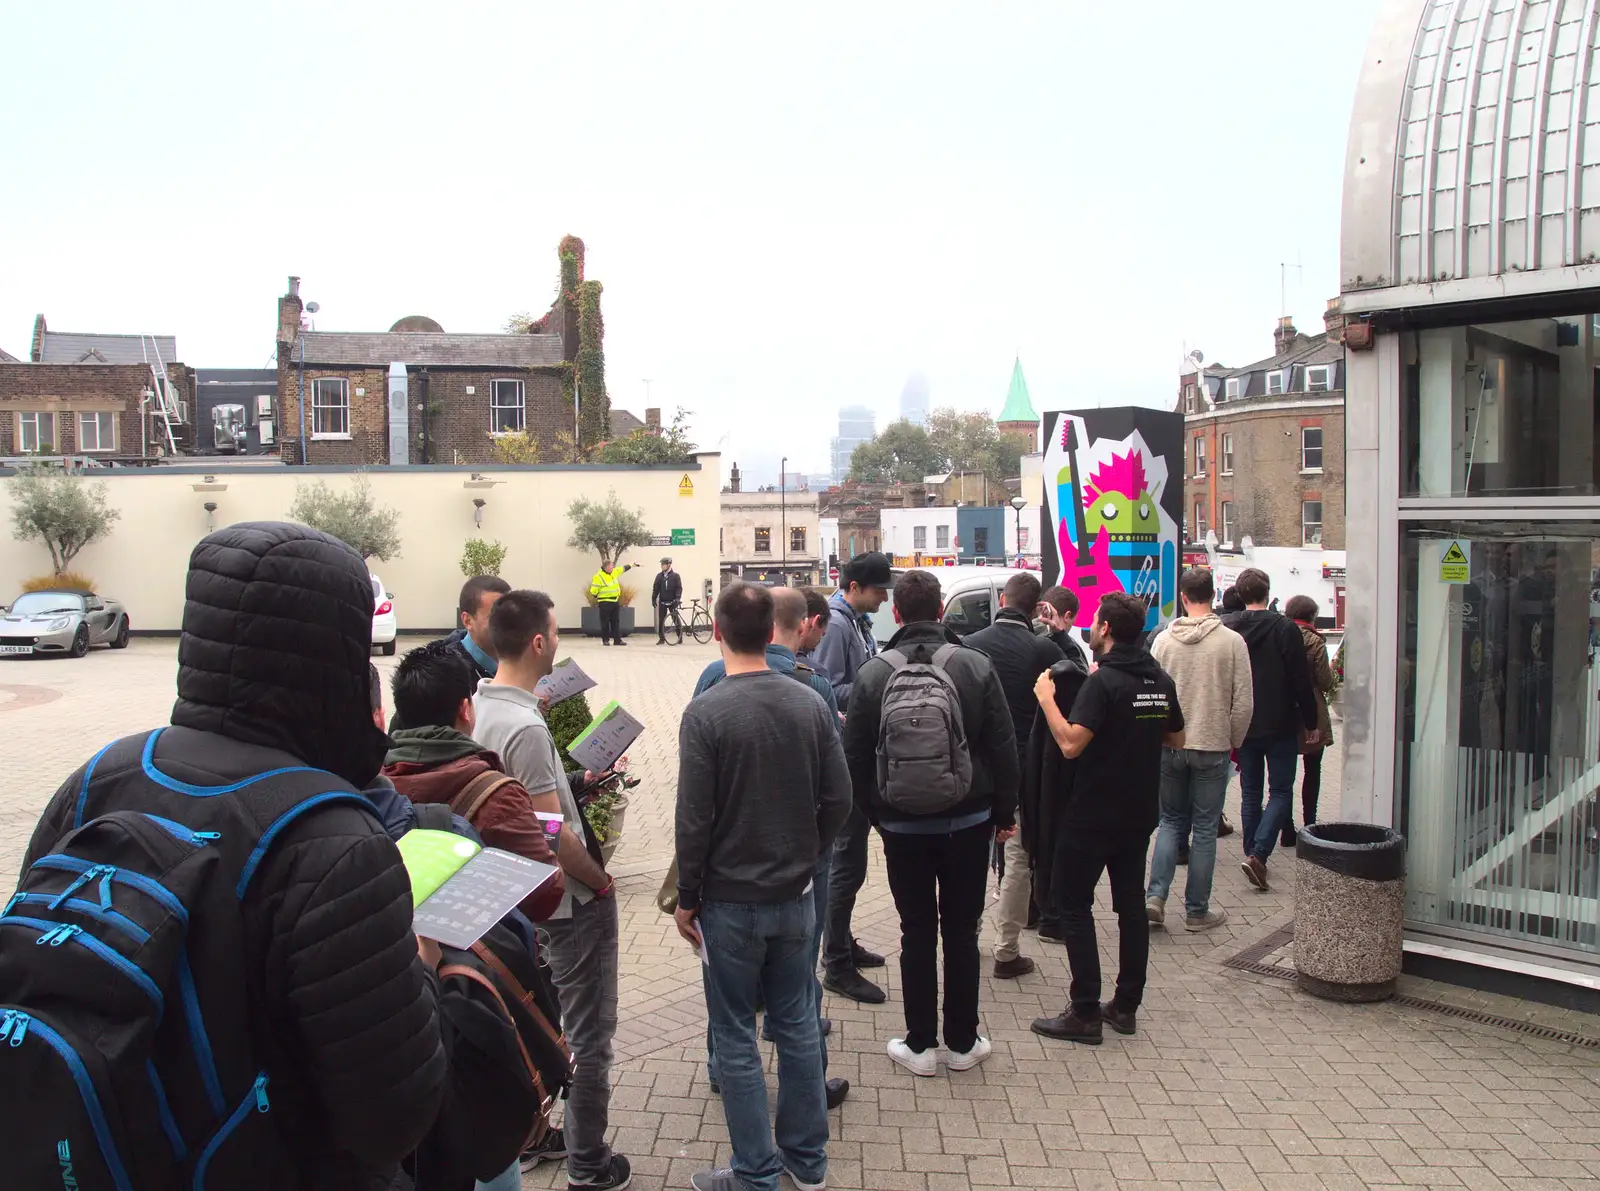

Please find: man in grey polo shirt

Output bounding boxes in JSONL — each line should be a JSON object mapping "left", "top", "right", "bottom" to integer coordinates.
{"left": 473, "top": 589, "right": 629, "bottom": 1191}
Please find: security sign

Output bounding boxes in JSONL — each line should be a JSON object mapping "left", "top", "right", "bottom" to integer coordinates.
{"left": 1439, "top": 539, "right": 1471, "bottom": 584}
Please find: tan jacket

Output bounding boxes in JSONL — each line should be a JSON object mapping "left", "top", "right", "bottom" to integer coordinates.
{"left": 1150, "top": 615, "right": 1253, "bottom": 753}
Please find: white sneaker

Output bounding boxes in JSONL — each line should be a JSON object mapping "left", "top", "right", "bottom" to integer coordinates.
{"left": 945, "top": 1036, "right": 993, "bottom": 1072}
{"left": 886, "top": 1038, "right": 937, "bottom": 1077}
{"left": 1145, "top": 896, "right": 1165, "bottom": 925}
{"left": 783, "top": 1167, "right": 826, "bottom": 1191}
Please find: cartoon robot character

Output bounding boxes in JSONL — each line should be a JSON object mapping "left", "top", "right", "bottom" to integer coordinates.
{"left": 1082, "top": 450, "right": 1173, "bottom": 627}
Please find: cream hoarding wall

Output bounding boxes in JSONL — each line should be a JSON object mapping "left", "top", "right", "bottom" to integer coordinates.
{"left": 0, "top": 459, "right": 722, "bottom": 633}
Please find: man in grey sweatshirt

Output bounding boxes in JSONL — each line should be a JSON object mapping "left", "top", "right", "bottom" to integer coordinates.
{"left": 1146, "top": 568, "right": 1254, "bottom": 931}
{"left": 675, "top": 582, "right": 853, "bottom": 1191}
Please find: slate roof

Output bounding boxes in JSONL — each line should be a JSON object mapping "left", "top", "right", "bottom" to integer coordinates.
{"left": 297, "top": 331, "right": 563, "bottom": 368}
{"left": 1222, "top": 332, "right": 1342, "bottom": 377}
{"left": 0, "top": 346, "right": 17, "bottom": 362}
{"left": 38, "top": 332, "right": 177, "bottom": 365}
{"left": 610, "top": 408, "right": 645, "bottom": 437}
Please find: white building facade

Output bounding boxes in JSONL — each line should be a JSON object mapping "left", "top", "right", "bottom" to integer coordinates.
{"left": 1343, "top": 0, "right": 1600, "bottom": 990}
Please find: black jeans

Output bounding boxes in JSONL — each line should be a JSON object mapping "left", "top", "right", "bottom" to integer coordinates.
{"left": 1053, "top": 831, "right": 1152, "bottom": 1017}
{"left": 822, "top": 805, "right": 870, "bottom": 976}
{"left": 656, "top": 601, "right": 683, "bottom": 642}
{"left": 1302, "top": 748, "right": 1323, "bottom": 826}
{"left": 879, "top": 822, "right": 991, "bottom": 1054}
{"left": 598, "top": 601, "right": 621, "bottom": 643}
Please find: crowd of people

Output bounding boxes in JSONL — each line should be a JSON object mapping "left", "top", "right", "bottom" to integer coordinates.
{"left": 671, "top": 551, "right": 1335, "bottom": 1186}
{"left": 0, "top": 524, "right": 1336, "bottom": 1191}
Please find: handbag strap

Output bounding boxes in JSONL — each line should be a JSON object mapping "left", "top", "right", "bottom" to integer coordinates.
{"left": 470, "top": 941, "right": 570, "bottom": 1058}
{"left": 438, "top": 962, "right": 551, "bottom": 1148}
{"left": 449, "top": 770, "right": 518, "bottom": 824}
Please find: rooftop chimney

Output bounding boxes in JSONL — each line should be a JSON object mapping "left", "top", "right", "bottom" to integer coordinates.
{"left": 645, "top": 407, "right": 661, "bottom": 434}
{"left": 288, "top": 276, "right": 300, "bottom": 298}
{"left": 729, "top": 462, "right": 742, "bottom": 492}
{"left": 1322, "top": 297, "right": 1345, "bottom": 343}
{"left": 1274, "top": 315, "right": 1298, "bottom": 357}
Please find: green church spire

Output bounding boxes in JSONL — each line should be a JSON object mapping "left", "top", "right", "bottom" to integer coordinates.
{"left": 998, "top": 355, "right": 1036, "bottom": 423}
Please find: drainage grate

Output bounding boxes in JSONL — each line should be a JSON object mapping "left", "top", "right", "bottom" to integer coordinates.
{"left": 1222, "top": 928, "right": 1600, "bottom": 1049}
{"left": 1389, "top": 995, "right": 1600, "bottom": 1049}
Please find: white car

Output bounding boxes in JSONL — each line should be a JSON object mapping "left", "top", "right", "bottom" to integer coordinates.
{"left": 371, "top": 573, "right": 397, "bottom": 655}
{"left": 867, "top": 565, "right": 1031, "bottom": 644}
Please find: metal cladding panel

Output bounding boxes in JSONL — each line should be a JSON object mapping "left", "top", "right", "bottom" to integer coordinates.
{"left": 1349, "top": 0, "right": 1600, "bottom": 298}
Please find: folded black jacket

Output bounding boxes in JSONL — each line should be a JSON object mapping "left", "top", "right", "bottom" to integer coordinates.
{"left": 1020, "top": 658, "right": 1090, "bottom": 912}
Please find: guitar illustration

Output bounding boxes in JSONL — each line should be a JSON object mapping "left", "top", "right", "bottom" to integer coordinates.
{"left": 1054, "top": 419, "right": 1124, "bottom": 621}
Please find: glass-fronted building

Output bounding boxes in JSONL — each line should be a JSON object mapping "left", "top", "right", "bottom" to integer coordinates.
{"left": 1343, "top": 0, "right": 1600, "bottom": 994}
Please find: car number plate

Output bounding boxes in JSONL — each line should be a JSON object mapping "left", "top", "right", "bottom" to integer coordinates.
{"left": 0, "top": 645, "right": 33, "bottom": 655}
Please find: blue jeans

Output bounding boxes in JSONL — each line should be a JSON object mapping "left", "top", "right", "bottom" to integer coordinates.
{"left": 475, "top": 1161, "right": 521, "bottom": 1191}
{"left": 700, "top": 895, "right": 828, "bottom": 1191}
{"left": 709, "top": 853, "right": 832, "bottom": 1084}
{"left": 1238, "top": 734, "right": 1300, "bottom": 863}
{"left": 1148, "top": 748, "right": 1231, "bottom": 917}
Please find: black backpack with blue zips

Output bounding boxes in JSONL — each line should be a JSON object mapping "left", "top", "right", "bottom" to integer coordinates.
{"left": 0, "top": 727, "right": 382, "bottom": 1191}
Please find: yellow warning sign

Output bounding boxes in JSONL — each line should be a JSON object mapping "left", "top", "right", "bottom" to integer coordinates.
{"left": 1439, "top": 539, "right": 1470, "bottom": 583}
{"left": 678, "top": 474, "right": 694, "bottom": 498}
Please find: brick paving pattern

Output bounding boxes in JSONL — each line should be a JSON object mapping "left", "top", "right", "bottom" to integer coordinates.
{"left": 2, "top": 639, "right": 1597, "bottom": 1190}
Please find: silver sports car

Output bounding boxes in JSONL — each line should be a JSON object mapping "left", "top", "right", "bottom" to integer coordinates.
{"left": 0, "top": 589, "right": 130, "bottom": 658}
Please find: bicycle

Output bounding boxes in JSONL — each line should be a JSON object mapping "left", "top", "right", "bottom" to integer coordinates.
{"left": 685, "top": 597, "right": 714, "bottom": 644}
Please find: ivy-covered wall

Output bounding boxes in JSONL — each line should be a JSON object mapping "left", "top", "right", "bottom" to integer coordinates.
{"left": 576, "top": 279, "right": 609, "bottom": 445}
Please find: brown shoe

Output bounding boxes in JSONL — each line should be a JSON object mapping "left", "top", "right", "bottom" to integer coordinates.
{"left": 1100, "top": 1000, "right": 1137, "bottom": 1035}
{"left": 992, "top": 955, "right": 1036, "bottom": 979}
{"left": 1240, "top": 855, "right": 1269, "bottom": 891}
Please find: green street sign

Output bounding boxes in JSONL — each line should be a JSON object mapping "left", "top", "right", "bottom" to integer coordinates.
{"left": 670, "top": 529, "right": 696, "bottom": 546}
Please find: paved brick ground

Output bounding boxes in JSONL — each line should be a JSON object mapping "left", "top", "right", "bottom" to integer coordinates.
{"left": 3, "top": 638, "right": 1598, "bottom": 1191}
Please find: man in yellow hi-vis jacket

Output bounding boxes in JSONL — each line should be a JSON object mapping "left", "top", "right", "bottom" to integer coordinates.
{"left": 589, "top": 560, "right": 637, "bottom": 645}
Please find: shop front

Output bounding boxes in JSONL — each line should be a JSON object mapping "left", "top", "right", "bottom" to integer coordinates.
{"left": 1342, "top": 0, "right": 1600, "bottom": 993}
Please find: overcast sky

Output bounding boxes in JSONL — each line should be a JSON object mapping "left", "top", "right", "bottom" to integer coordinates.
{"left": 2, "top": 0, "right": 1383, "bottom": 483}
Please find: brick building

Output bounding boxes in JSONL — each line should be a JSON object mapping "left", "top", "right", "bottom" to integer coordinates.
{"left": 274, "top": 283, "right": 569, "bottom": 466}
{"left": 1178, "top": 300, "right": 1346, "bottom": 551}
{"left": 0, "top": 317, "right": 194, "bottom": 459}
{"left": 816, "top": 478, "right": 932, "bottom": 561}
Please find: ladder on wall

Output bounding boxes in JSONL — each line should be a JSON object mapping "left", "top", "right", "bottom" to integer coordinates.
{"left": 141, "top": 335, "right": 180, "bottom": 456}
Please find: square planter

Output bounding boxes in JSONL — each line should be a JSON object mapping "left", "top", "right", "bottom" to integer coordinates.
{"left": 579, "top": 606, "right": 637, "bottom": 637}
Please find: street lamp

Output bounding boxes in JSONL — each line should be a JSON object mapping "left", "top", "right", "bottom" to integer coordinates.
{"left": 780, "top": 454, "right": 788, "bottom": 584}
{"left": 1009, "top": 495, "right": 1027, "bottom": 565}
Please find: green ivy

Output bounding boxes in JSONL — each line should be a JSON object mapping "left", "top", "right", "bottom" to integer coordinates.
{"left": 577, "top": 280, "right": 610, "bottom": 445}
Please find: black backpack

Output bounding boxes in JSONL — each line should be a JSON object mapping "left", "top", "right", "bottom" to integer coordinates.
{"left": 402, "top": 803, "right": 572, "bottom": 1161}
{"left": 0, "top": 728, "right": 383, "bottom": 1191}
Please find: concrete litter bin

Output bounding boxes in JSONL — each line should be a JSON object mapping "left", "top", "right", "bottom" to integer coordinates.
{"left": 1293, "top": 822, "right": 1406, "bottom": 1003}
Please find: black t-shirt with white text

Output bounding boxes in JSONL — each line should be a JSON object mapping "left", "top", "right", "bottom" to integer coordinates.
{"left": 1067, "top": 644, "right": 1183, "bottom": 837}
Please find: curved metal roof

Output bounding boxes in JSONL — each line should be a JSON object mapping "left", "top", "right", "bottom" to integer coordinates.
{"left": 1344, "top": 0, "right": 1600, "bottom": 310}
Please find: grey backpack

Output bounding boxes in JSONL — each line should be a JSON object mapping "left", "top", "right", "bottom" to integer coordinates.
{"left": 875, "top": 644, "right": 974, "bottom": 815}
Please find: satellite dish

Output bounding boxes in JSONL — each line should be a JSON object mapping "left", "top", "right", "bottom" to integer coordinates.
{"left": 305, "top": 301, "right": 321, "bottom": 314}
{"left": 1191, "top": 349, "right": 1204, "bottom": 364}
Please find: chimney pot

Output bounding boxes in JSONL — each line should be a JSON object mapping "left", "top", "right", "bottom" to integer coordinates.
{"left": 729, "top": 462, "right": 742, "bottom": 493}
{"left": 288, "top": 276, "right": 301, "bottom": 298}
{"left": 1322, "top": 296, "right": 1346, "bottom": 342}
{"left": 1273, "top": 315, "right": 1298, "bottom": 357}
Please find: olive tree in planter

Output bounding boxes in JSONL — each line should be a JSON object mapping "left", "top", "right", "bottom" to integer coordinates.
{"left": 7, "top": 465, "right": 121, "bottom": 581}
{"left": 566, "top": 489, "right": 651, "bottom": 638}
{"left": 288, "top": 473, "right": 402, "bottom": 562}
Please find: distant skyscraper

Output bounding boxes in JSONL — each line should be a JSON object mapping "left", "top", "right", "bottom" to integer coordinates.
{"left": 830, "top": 404, "right": 877, "bottom": 483}
{"left": 899, "top": 372, "right": 930, "bottom": 427}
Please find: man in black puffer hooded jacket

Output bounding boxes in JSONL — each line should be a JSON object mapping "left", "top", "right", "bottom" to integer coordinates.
{"left": 20, "top": 522, "right": 446, "bottom": 1190}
